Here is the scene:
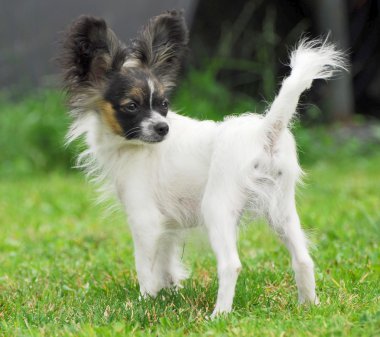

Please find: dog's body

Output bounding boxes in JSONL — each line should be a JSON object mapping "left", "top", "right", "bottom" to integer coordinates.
{"left": 61, "top": 11, "right": 345, "bottom": 316}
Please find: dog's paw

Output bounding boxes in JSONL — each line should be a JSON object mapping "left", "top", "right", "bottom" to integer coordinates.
{"left": 169, "top": 266, "right": 189, "bottom": 287}
{"left": 210, "top": 305, "right": 232, "bottom": 319}
{"left": 139, "top": 287, "right": 158, "bottom": 300}
{"left": 171, "top": 282, "right": 184, "bottom": 292}
{"left": 138, "top": 292, "right": 150, "bottom": 302}
{"left": 298, "top": 294, "right": 320, "bottom": 305}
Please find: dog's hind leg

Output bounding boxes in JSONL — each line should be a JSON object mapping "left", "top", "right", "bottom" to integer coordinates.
{"left": 201, "top": 180, "right": 245, "bottom": 317}
{"left": 267, "top": 184, "right": 318, "bottom": 305}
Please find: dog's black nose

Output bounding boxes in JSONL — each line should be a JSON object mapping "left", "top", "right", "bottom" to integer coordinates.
{"left": 154, "top": 122, "right": 169, "bottom": 136}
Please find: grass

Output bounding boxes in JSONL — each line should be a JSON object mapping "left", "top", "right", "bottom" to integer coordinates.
{"left": 1, "top": 153, "right": 379, "bottom": 336}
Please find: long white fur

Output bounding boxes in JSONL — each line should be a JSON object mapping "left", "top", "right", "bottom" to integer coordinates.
{"left": 67, "top": 39, "right": 346, "bottom": 317}
{"left": 263, "top": 38, "right": 347, "bottom": 138}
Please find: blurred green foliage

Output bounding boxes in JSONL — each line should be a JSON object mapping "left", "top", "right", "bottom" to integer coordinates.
{"left": 173, "top": 67, "right": 262, "bottom": 120}
{"left": 0, "top": 71, "right": 378, "bottom": 177}
{"left": 0, "top": 90, "right": 73, "bottom": 176}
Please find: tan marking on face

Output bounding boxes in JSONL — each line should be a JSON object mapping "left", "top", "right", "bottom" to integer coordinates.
{"left": 97, "top": 100, "right": 123, "bottom": 135}
{"left": 128, "top": 87, "right": 144, "bottom": 104}
{"left": 119, "top": 98, "right": 133, "bottom": 106}
{"left": 155, "top": 81, "right": 165, "bottom": 97}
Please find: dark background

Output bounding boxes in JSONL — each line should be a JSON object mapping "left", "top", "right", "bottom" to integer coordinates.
{"left": 189, "top": 0, "right": 380, "bottom": 121}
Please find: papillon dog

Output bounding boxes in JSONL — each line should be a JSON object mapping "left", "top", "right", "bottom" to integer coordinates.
{"left": 60, "top": 10, "right": 346, "bottom": 316}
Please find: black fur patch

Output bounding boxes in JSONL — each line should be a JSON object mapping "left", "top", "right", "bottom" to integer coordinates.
{"left": 126, "top": 10, "right": 189, "bottom": 92}
{"left": 104, "top": 70, "right": 149, "bottom": 106}
{"left": 103, "top": 69, "right": 168, "bottom": 140}
{"left": 59, "top": 15, "right": 127, "bottom": 95}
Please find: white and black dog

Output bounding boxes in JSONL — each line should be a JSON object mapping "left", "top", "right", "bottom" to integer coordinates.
{"left": 60, "top": 10, "right": 345, "bottom": 316}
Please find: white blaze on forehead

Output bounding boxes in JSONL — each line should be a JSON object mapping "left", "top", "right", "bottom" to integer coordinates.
{"left": 122, "top": 58, "right": 140, "bottom": 68}
{"left": 147, "top": 78, "right": 155, "bottom": 110}
{"left": 150, "top": 111, "right": 166, "bottom": 123}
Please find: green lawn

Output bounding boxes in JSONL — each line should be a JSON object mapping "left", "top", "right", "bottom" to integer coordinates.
{"left": 0, "top": 154, "right": 379, "bottom": 336}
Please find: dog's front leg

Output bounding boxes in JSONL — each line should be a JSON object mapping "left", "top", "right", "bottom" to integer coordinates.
{"left": 128, "top": 208, "right": 167, "bottom": 297}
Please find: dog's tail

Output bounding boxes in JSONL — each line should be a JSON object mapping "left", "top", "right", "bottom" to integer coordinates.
{"left": 262, "top": 38, "right": 347, "bottom": 148}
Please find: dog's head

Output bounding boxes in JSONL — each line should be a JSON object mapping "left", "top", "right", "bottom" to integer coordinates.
{"left": 60, "top": 11, "right": 188, "bottom": 143}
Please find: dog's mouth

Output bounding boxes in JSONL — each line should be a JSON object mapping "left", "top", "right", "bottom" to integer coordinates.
{"left": 136, "top": 120, "right": 169, "bottom": 144}
{"left": 123, "top": 128, "right": 168, "bottom": 144}
{"left": 138, "top": 134, "right": 167, "bottom": 143}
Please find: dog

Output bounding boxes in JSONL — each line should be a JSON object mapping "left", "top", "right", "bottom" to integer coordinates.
{"left": 59, "top": 10, "right": 346, "bottom": 316}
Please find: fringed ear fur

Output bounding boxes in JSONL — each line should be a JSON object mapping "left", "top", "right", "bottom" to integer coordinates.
{"left": 60, "top": 15, "right": 127, "bottom": 95}
{"left": 126, "top": 10, "right": 189, "bottom": 92}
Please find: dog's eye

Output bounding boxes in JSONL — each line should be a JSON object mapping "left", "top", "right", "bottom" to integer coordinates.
{"left": 161, "top": 100, "right": 169, "bottom": 110}
{"left": 127, "top": 102, "right": 137, "bottom": 111}
{"left": 121, "top": 102, "right": 138, "bottom": 113}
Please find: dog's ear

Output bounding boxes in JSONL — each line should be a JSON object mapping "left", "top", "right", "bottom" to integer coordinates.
{"left": 126, "top": 10, "right": 189, "bottom": 92}
{"left": 60, "top": 16, "right": 127, "bottom": 94}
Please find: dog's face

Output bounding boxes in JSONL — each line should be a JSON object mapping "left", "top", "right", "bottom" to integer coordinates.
{"left": 61, "top": 11, "right": 188, "bottom": 143}
{"left": 101, "top": 68, "right": 169, "bottom": 142}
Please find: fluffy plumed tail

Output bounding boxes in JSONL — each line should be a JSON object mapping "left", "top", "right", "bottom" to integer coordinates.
{"left": 263, "top": 38, "right": 347, "bottom": 146}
